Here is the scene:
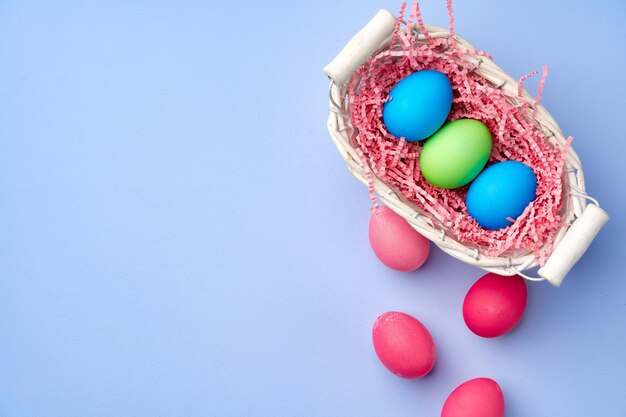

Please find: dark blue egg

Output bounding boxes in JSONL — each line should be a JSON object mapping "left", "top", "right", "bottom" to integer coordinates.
{"left": 466, "top": 161, "right": 537, "bottom": 230}
{"left": 382, "top": 70, "right": 452, "bottom": 142}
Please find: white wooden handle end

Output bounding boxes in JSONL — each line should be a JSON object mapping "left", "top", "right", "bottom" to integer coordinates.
{"left": 323, "top": 9, "right": 397, "bottom": 86}
{"left": 538, "top": 204, "right": 609, "bottom": 287}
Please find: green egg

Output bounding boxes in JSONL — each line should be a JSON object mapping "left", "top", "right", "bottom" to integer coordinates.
{"left": 419, "top": 119, "right": 492, "bottom": 189}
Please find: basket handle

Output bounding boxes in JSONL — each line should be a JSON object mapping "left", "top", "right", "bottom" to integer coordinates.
{"left": 538, "top": 204, "right": 609, "bottom": 286}
{"left": 323, "top": 9, "right": 397, "bottom": 86}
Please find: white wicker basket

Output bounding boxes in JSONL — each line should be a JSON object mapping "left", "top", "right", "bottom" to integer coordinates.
{"left": 324, "top": 9, "right": 608, "bottom": 286}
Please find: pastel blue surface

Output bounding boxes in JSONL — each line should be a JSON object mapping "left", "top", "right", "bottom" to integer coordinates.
{"left": 467, "top": 161, "right": 537, "bottom": 230}
{"left": 1, "top": 1, "right": 625, "bottom": 416}
{"left": 383, "top": 70, "right": 452, "bottom": 141}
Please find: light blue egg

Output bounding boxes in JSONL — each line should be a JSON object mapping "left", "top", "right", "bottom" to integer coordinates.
{"left": 382, "top": 70, "right": 452, "bottom": 142}
{"left": 466, "top": 161, "right": 537, "bottom": 230}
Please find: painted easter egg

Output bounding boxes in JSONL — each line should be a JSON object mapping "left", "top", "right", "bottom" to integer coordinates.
{"left": 466, "top": 161, "right": 537, "bottom": 230}
{"left": 441, "top": 378, "right": 505, "bottom": 417}
{"left": 419, "top": 119, "right": 492, "bottom": 189}
{"left": 369, "top": 206, "right": 430, "bottom": 272}
{"left": 382, "top": 70, "right": 453, "bottom": 142}
{"left": 463, "top": 273, "right": 527, "bottom": 338}
{"left": 372, "top": 311, "right": 436, "bottom": 379}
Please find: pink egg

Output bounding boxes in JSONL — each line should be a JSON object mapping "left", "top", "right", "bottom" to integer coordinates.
{"left": 372, "top": 311, "right": 436, "bottom": 378}
{"left": 441, "top": 378, "right": 505, "bottom": 417}
{"left": 369, "top": 206, "right": 430, "bottom": 272}
{"left": 463, "top": 273, "right": 527, "bottom": 338}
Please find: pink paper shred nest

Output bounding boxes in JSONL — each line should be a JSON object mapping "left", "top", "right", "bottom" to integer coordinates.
{"left": 346, "top": 2, "right": 570, "bottom": 264}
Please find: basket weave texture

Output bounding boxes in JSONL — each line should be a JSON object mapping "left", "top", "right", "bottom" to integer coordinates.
{"left": 327, "top": 18, "right": 591, "bottom": 279}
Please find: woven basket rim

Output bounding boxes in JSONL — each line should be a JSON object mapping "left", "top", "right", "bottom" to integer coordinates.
{"left": 327, "top": 22, "right": 591, "bottom": 277}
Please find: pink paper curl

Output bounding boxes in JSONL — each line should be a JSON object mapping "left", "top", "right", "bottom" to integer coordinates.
{"left": 346, "top": 3, "right": 569, "bottom": 262}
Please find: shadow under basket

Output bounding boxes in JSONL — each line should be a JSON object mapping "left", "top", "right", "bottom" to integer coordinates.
{"left": 324, "top": 9, "right": 608, "bottom": 287}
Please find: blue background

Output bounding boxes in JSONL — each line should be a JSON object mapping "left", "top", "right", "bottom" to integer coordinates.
{"left": 1, "top": 1, "right": 624, "bottom": 416}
